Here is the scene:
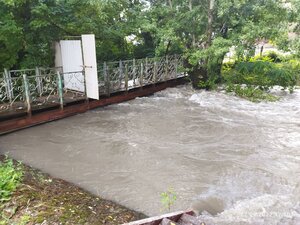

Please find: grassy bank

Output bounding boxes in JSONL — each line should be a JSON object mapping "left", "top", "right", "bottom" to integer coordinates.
{"left": 0, "top": 155, "right": 146, "bottom": 225}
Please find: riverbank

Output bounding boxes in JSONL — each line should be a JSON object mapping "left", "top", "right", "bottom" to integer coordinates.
{"left": 0, "top": 155, "right": 146, "bottom": 225}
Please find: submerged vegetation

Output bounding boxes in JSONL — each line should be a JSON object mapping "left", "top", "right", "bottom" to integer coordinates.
{"left": 221, "top": 53, "right": 300, "bottom": 102}
{"left": 160, "top": 188, "right": 177, "bottom": 213}
{"left": 0, "top": 156, "right": 145, "bottom": 225}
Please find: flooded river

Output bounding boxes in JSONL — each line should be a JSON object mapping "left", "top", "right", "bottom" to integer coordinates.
{"left": 1, "top": 85, "right": 300, "bottom": 224}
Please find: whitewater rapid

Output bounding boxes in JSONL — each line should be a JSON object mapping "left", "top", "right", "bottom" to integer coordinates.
{"left": 1, "top": 85, "right": 299, "bottom": 224}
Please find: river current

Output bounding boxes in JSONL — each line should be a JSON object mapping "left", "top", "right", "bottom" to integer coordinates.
{"left": 1, "top": 85, "right": 299, "bottom": 224}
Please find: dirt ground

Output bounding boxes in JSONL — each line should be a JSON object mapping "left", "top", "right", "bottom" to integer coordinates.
{"left": 0, "top": 156, "right": 146, "bottom": 225}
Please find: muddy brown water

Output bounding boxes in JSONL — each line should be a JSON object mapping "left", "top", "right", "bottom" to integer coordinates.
{"left": 1, "top": 85, "right": 300, "bottom": 224}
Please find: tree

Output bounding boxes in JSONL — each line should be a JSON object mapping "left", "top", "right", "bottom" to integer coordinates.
{"left": 137, "top": 0, "right": 290, "bottom": 88}
{"left": 0, "top": 1, "right": 23, "bottom": 70}
{"left": 0, "top": 0, "right": 135, "bottom": 70}
{"left": 0, "top": 0, "right": 292, "bottom": 82}
{"left": 288, "top": 0, "right": 300, "bottom": 57}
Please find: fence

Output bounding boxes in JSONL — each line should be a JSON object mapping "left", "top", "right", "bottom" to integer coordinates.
{"left": 0, "top": 55, "right": 184, "bottom": 116}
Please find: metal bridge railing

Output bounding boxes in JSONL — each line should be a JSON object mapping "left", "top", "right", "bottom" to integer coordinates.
{"left": 97, "top": 54, "right": 184, "bottom": 95}
{"left": 0, "top": 55, "right": 185, "bottom": 116}
{"left": 0, "top": 70, "right": 85, "bottom": 115}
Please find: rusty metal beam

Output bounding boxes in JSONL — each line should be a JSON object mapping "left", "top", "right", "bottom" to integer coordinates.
{"left": 0, "top": 78, "right": 187, "bottom": 135}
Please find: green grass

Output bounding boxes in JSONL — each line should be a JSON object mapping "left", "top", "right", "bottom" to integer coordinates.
{"left": 0, "top": 157, "right": 23, "bottom": 203}
{"left": 0, "top": 157, "right": 24, "bottom": 225}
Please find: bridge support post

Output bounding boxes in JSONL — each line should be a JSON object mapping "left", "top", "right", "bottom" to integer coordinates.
{"left": 4, "top": 69, "right": 13, "bottom": 103}
{"left": 140, "top": 63, "right": 144, "bottom": 88}
{"left": 35, "top": 67, "right": 43, "bottom": 96}
{"left": 125, "top": 64, "right": 128, "bottom": 92}
{"left": 23, "top": 74, "right": 32, "bottom": 116}
{"left": 164, "top": 56, "right": 169, "bottom": 81}
{"left": 154, "top": 61, "right": 158, "bottom": 85}
{"left": 133, "top": 59, "right": 136, "bottom": 86}
{"left": 57, "top": 72, "right": 64, "bottom": 110}
{"left": 175, "top": 55, "right": 178, "bottom": 78}
{"left": 104, "top": 62, "right": 110, "bottom": 96}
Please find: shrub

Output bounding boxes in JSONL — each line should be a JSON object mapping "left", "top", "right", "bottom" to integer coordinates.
{"left": 223, "top": 60, "right": 298, "bottom": 91}
{"left": 265, "top": 51, "right": 283, "bottom": 63}
{"left": 0, "top": 157, "right": 23, "bottom": 202}
{"left": 198, "top": 76, "right": 218, "bottom": 90}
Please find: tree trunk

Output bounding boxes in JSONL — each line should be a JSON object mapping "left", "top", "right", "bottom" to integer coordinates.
{"left": 189, "top": 0, "right": 215, "bottom": 88}
{"left": 189, "top": 0, "right": 196, "bottom": 47}
{"left": 206, "top": 0, "right": 215, "bottom": 47}
{"left": 187, "top": 0, "right": 226, "bottom": 89}
{"left": 185, "top": 58, "right": 208, "bottom": 89}
{"left": 260, "top": 45, "right": 264, "bottom": 57}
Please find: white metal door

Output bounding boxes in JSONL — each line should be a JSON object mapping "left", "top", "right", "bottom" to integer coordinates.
{"left": 60, "top": 40, "right": 85, "bottom": 92}
{"left": 81, "top": 34, "right": 99, "bottom": 100}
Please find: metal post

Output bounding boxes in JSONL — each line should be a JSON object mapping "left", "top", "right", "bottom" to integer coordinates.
{"left": 35, "top": 67, "right": 42, "bottom": 96}
{"left": 164, "top": 56, "right": 169, "bottom": 81}
{"left": 145, "top": 57, "right": 148, "bottom": 84}
{"left": 125, "top": 64, "right": 129, "bottom": 92}
{"left": 4, "top": 69, "right": 13, "bottom": 102}
{"left": 22, "top": 74, "right": 31, "bottom": 116}
{"left": 154, "top": 61, "right": 158, "bottom": 84}
{"left": 56, "top": 72, "right": 64, "bottom": 110}
{"left": 133, "top": 59, "right": 136, "bottom": 86}
{"left": 175, "top": 55, "right": 178, "bottom": 78}
{"left": 83, "top": 70, "right": 89, "bottom": 102}
{"left": 104, "top": 62, "right": 110, "bottom": 96}
{"left": 140, "top": 63, "right": 144, "bottom": 88}
{"left": 119, "top": 60, "right": 123, "bottom": 87}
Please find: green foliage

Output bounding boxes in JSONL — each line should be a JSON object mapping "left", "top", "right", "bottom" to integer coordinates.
{"left": 223, "top": 60, "right": 298, "bottom": 91}
{"left": 160, "top": 187, "right": 177, "bottom": 212}
{"left": 0, "top": 0, "right": 298, "bottom": 89}
{"left": 249, "top": 51, "right": 286, "bottom": 63}
{"left": 265, "top": 51, "right": 283, "bottom": 63}
{"left": 0, "top": 157, "right": 23, "bottom": 202}
{"left": 223, "top": 56, "right": 300, "bottom": 102}
{"left": 249, "top": 55, "right": 275, "bottom": 63}
{"left": 198, "top": 76, "right": 218, "bottom": 90}
{"left": 0, "top": 0, "right": 137, "bottom": 70}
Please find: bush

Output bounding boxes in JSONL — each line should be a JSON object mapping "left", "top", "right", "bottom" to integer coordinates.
{"left": 0, "top": 157, "right": 23, "bottom": 202}
{"left": 223, "top": 60, "right": 298, "bottom": 91}
{"left": 265, "top": 51, "right": 283, "bottom": 63}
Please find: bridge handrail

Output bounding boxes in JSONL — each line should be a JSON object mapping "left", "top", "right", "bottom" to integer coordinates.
{"left": 0, "top": 55, "right": 185, "bottom": 115}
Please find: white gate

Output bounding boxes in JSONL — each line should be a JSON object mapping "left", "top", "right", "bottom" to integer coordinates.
{"left": 58, "top": 34, "right": 99, "bottom": 100}
{"left": 81, "top": 34, "right": 99, "bottom": 100}
{"left": 60, "top": 40, "right": 85, "bottom": 93}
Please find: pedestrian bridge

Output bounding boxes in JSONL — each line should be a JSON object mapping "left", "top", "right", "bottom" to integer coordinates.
{"left": 0, "top": 55, "right": 187, "bottom": 134}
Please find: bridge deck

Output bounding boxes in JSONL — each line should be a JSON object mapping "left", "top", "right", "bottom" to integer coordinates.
{"left": 0, "top": 77, "right": 187, "bottom": 134}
